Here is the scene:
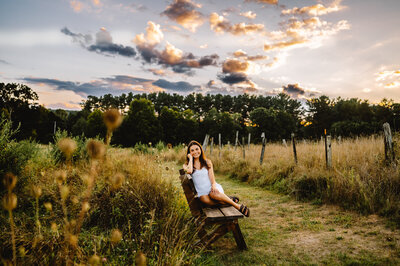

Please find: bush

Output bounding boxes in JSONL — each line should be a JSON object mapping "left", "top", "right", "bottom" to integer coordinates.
{"left": 50, "top": 130, "right": 90, "bottom": 164}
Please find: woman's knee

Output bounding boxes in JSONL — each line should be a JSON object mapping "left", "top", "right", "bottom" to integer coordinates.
{"left": 209, "top": 191, "right": 222, "bottom": 200}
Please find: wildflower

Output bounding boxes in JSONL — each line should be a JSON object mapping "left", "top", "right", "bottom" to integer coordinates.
{"left": 31, "top": 185, "right": 42, "bottom": 198}
{"left": 109, "top": 173, "right": 125, "bottom": 190}
{"left": 88, "top": 255, "right": 101, "bottom": 265}
{"left": 3, "top": 173, "right": 17, "bottom": 191}
{"left": 87, "top": 140, "right": 106, "bottom": 160}
{"left": 135, "top": 251, "right": 147, "bottom": 266}
{"left": 103, "top": 109, "right": 123, "bottom": 131}
{"left": 44, "top": 202, "right": 52, "bottom": 211}
{"left": 57, "top": 138, "right": 77, "bottom": 159}
{"left": 2, "top": 193, "right": 17, "bottom": 211}
{"left": 110, "top": 229, "right": 122, "bottom": 245}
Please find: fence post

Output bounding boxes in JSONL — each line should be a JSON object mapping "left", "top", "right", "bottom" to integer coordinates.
{"left": 218, "top": 133, "right": 222, "bottom": 158}
{"left": 210, "top": 137, "right": 214, "bottom": 155}
{"left": 324, "top": 129, "right": 328, "bottom": 167}
{"left": 53, "top": 121, "right": 57, "bottom": 134}
{"left": 235, "top": 131, "right": 239, "bottom": 151}
{"left": 326, "top": 135, "right": 332, "bottom": 169}
{"left": 383, "top": 122, "right": 395, "bottom": 162}
{"left": 248, "top": 133, "right": 251, "bottom": 150}
{"left": 282, "top": 139, "right": 287, "bottom": 147}
{"left": 260, "top": 132, "right": 266, "bottom": 165}
{"left": 242, "top": 137, "right": 245, "bottom": 159}
{"left": 203, "top": 134, "right": 210, "bottom": 152}
{"left": 291, "top": 133, "right": 297, "bottom": 164}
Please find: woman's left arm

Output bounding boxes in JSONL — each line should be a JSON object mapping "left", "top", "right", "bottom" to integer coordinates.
{"left": 207, "top": 159, "right": 218, "bottom": 192}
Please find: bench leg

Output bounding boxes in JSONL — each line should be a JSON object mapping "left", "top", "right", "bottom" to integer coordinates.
{"left": 231, "top": 221, "right": 247, "bottom": 250}
{"left": 203, "top": 223, "right": 230, "bottom": 247}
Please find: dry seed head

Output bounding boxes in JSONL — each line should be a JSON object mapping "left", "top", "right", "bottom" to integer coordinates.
{"left": 55, "top": 170, "right": 67, "bottom": 185}
{"left": 31, "top": 185, "right": 42, "bottom": 198}
{"left": 103, "top": 109, "right": 123, "bottom": 131}
{"left": 44, "top": 202, "right": 52, "bottom": 211}
{"left": 51, "top": 222, "right": 58, "bottom": 232}
{"left": 88, "top": 255, "right": 101, "bottom": 265}
{"left": 87, "top": 140, "right": 106, "bottom": 160}
{"left": 67, "top": 234, "right": 78, "bottom": 248}
{"left": 110, "top": 229, "right": 122, "bottom": 244}
{"left": 57, "top": 138, "right": 77, "bottom": 159}
{"left": 2, "top": 193, "right": 17, "bottom": 211}
{"left": 135, "top": 251, "right": 147, "bottom": 266}
{"left": 71, "top": 195, "right": 79, "bottom": 205}
{"left": 110, "top": 173, "right": 125, "bottom": 190}
{"left": 3, "top": 173, "right": 17, "bottom": 191}
{"left": 18, "top": 247, "right": 26, "bottom": 257}
{"left": 60, "top": 185, "right": 70, "bottom": 200}
{"left": 82, "top": 175, "right": 94, "bottom": 187}
{"left": 82, "top": 201, "right": 90, "bottom": 212}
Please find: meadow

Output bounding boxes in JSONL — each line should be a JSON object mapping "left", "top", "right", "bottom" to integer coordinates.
{"left": 2, "top": 111, "right": 400, "bottom": 264}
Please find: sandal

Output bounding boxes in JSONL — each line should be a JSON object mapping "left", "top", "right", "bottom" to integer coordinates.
{"left": 229, "top": 196, "right": 240, "bottom": 203}
{"left": 239, "top": 204, "right": 250, "bottom": 217}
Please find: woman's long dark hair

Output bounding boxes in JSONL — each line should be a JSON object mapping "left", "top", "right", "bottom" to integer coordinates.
{"left": 186, "top": 140, "right": 208, "bottom": 169}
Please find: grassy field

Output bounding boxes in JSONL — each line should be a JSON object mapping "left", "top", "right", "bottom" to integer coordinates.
{"left": 2, "top": 126, "right": 400, "bottom": 264}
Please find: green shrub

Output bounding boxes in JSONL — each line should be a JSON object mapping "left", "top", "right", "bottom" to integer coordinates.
{"left": 50, "top": 130, "right": 90, "bottom": 164}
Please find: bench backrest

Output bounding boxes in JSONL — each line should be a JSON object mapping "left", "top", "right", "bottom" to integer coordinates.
{"left": 179, "top": 169, "right": 202, "bottom": 217}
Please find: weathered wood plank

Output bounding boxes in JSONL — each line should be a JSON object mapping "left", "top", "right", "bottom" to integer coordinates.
{"left": 219, "top": 206, "right": 244, "bottom": 219}
{"left": 203, "top": 207, "right": 224, "bottom": 219}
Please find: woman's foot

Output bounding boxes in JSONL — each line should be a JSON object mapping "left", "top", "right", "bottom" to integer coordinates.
{"left": 229, "top": 196, "right": 240, "bottom": 203}
{"left": 239, "top": 204, "right": 250, "bottom": 217}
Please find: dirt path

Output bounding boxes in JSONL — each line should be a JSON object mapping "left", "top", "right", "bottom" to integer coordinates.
{"left": 163, "top": 162, "right": 400, "bottom": 265}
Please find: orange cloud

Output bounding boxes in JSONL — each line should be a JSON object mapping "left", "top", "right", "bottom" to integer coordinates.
{"left": 282, "top": 0, "right": 344, "bottom": 16}
{"left": 209, "top": 12, "right": 265, "bottom": 35}
{"left": 162, "top": 0, "right": 204, "bottom": 32}
{"left": 376, "top": 69, "right": 400, "bottom": 89}
{"left": 233, "top": 49, "right": 268, "bottom": 61}
{"left": 160, "top": 42, "right": 183, "bottom": 65}
{"left": 70, "top": 0, "right": 83, "bottom": 12}
{"left": 223, "top": 59, "right": 250, "bottom": 73}
{"left": 245, "top": 0, "right": 278, "bottom": 5}
{"left": 134, "top": 21, "right": 164, "bottom": 47}
{"left": 239, "top": 11, "right": 257, "bottom": 19}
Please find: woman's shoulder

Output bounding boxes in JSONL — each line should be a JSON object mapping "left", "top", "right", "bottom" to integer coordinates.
{"left": 205, "top": 159, "right": 213, "bottom": 167}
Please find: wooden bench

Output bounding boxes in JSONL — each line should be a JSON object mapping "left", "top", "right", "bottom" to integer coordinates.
{"left": 179, "top": 169, "right": 247, "bottom": 250}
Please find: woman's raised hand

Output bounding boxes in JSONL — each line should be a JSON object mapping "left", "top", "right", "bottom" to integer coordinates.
{"left": 187, "top": 153, "right": 193, "bottom": 160}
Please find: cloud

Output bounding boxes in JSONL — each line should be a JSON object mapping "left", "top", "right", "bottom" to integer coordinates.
{"left": 0, "top": 59, "right": 11, "bottom": 65}
{"left": 239, "top": 11, "right": 257, "bottom": 19}
{"left": 282, "top": 83, "right": 305, "bottom": 97}
{"left": 209, "top": 12, "right": 265, "bottom": 35}
{"left": 375, "top": 69, "right": 400, "bottom": 89}
{"left": 70, "top": 0, "right": 84, "bottom": 12}
{"left": 245, "top": 0, "right": 278, "bottom": 5}
{"left": 282, "top": 0, "right": 345, "bottom": 16}
{"left": 162, "top": 0, "right": 205, "bottom": 32}
{"left": 152, "top": 79, "right": 200, "bottom": 92}
{"left": 233, "top": 49, "right": 268, "bottom": 61}
{"left": 218, "top": 72, "right": 249, "bottom": 85}
{"left": 134, "top": 22, "right": 219, "bottom": 74}
{"left": 62, "top": 27, "right": 136, "bottom": 57}
{"left": 264, "top": 17, "right": 350, "bottom": 51}
{"left": 223, "top": 59, "right": 250, "bottom": 73}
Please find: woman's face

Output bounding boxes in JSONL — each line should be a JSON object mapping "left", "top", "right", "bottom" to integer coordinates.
{"left": 189, "top": 144, "right": 201, "bottom": 159}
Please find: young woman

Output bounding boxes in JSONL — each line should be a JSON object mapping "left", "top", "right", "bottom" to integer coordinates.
{"left": 183, "top": 140, "right": 250, "bottom": 217}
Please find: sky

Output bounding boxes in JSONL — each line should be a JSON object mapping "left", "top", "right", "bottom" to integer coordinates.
{"left": 1, "top": 0, "right": 400, "bottom": 110}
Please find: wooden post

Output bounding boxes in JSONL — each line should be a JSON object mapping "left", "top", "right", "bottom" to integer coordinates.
{"left": 383, "top": 122, "right": 395, "bottom": 162}
{"left": 248, "top": 133, "right": 251, "bottom": 150}
{"left": 324, "top": 129, "right": 328, "bottom": 167}
{"left": 53, "top": 121, "right": 57, "bottom": 134}
{"left": 326, "top": 135, "right": 332, "bottom": 169}
{"left": 218, "top": 133, "right": 222, "bottom": 158}
{"left": 338, "top": 136, "right": 341, "bottom": 144}
{"left": 291, "top": 133, "right": 297, "bottom": 164}
{"left": 260, "top": 132, "right": 266, "bottom": 165}
{"left": 203, "top": 134, "right": 210, "bottom": 152}
{"left": 210, "top": 137, "right": 214, "bottom": 155}
{"left": 235, "top": 131, "right": 239, "bottom": 151}
{"left": 282, "top": 139, "right": 287, "bottom": 147}
{"left": 242, "top": 137, "right": 245, "bottom": 159}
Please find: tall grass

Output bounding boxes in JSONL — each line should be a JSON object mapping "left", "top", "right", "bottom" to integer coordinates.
{"left": 170, "top": 136, "right": 400, "bottom": 223}
{"left": 0, "top": 113, "right": 202, "bottom": 265}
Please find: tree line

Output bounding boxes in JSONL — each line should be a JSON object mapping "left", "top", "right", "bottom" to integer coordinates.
{"left": 1, "top": 82, "right": 399, "bottom": 146}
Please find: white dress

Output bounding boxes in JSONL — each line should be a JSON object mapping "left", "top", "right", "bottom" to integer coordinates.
{"left": 191, "top": 167, "right": 224, "bottom": 197}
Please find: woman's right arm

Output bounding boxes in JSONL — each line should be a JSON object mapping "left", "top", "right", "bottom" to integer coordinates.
{"left": 183, "top": 154, "right": 193, "bottom": 174}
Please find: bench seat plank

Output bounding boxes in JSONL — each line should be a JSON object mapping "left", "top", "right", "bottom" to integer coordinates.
{"left": 219, "top": 206, "right": 244, "bottom": 219}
